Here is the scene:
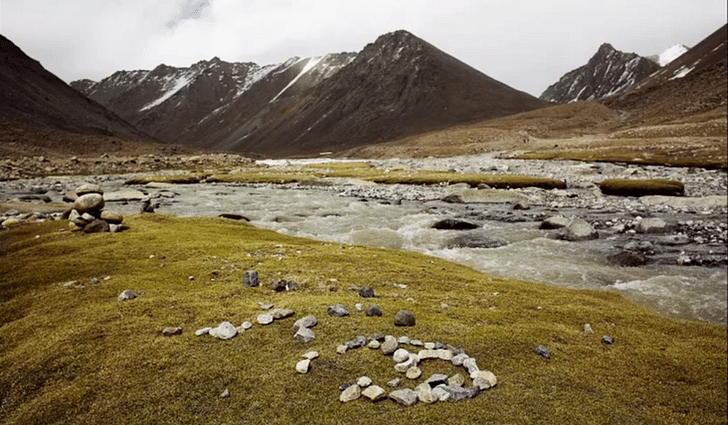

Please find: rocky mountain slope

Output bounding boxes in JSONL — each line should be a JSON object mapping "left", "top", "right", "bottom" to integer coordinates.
{"left": 0, "top": 34, "right": 149, "bottom": 141}
{"left": 540, "top": 43, "right": 660, "bottom": 104}
{"left": 605, "top": 24, "right": 727, "bottom": 124}
{"left": 73, "top": 30, "right": 546, "bottom": 157}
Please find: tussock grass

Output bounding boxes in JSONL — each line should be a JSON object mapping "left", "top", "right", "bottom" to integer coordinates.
{"left": 599, "top": 179, "right": 686, "bottom": 197}
{"left": 1, "top": 215, "right": 725, "bottom": 424}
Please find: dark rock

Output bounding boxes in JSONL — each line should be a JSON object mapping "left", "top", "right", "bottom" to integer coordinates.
{"left": 607, "top": 250, "right": 646, "bottom": 267}
{"left": 219, "top": 213, "right": 250, "bottom": 221}
{"left": 83, "top": 219, "right": 110, "bottom": 233}
{"left": 118, "top": 289, "right": 136, "bottom": 301}
{"left": 535, "top": 345, "right": 551, "bottom": 359}
{"left": 328, "top": 304, "right": 349, "bottom": 317}
{"left": 657, "top": 235, "right": 691, "bottom": 246}
{"left": 424, "top": 374, "right": 448, "bottom": 388}
{"left": 540, "top": 215, "right": 571, "bottom": 229}
{"left": 441, "top": 194, "right": 464, "bottom": 204}
{"left": 445, "top": 231, "right": 509, "bottom": 249}
{"left": 602, "top": 335, "right": 615, "bottom": 345}
{"left": 270, "top": 280, "right": 287, "bottom": 292}
{"left": 598, "top": 178, "right": 685, "bottom": 197}
{"left": 345, "top": 336, "right": 367, "bottom": 349}
{"left": 358, "top": 286, "right": 375, "bottom": 298}
{"left": 431, "top": 218, "right": 479, "bottom": 230}
{"left": 394, "top": 310, "right": 416, "bottom": 326}
{"left": 366, "top": 304, "right": 382, "bottom": 316}
{"left": 243, "top": 270, "right": 260, "bottom": 287}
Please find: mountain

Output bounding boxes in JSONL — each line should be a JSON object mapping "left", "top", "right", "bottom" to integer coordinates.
{"left": 647, "top": 44, "right": 689, "bottom": 67}
{"left": 73, "top": 30, "right": 546, "bottom": 157}
{"left": 0, "top": 34, "right": 150, "bottom": 141}
{"left": 605, "top": 24, "right": 727, "bottom": 123}
{"left": 540, "top": 43, "right": 660, "bottom": 104}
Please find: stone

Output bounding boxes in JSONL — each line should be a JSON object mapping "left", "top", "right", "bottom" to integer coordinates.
{"left": 381, "top": 337, "right": 398, "bottom": 355}
{"left": 441, "top": 385, "right": 479, "bottom": 401}
{"left": 607, "top": 250, "right": 646, "bottom": 267}
{"left": 293, "top": 315, "right": 317, "bottom": 331}
{"left": 336, "top": 345, "right": 348, "bottom": 355}
{"left": 394, "top": 310, "right": 416, "bottom": 326}
{"left": 432, "top": 386, "right": 451, "bottom": 402}
{"left": 386, "top": 378, "right": 401, "bottom": 388}
{"left": 243, "top": 270, "right": 259, "bottom": 287}
{"left": 327, "top": 304, "right": 349, "bottom": 317}
{"left": 636, "top": 217, "right": 673, "bottom": 234}
{"left": 241, "top": 321, "right": 253, "bottom": 330}
{"left": 259, "top": 303, "right": 274, "bottom": 310}
{"left": 100, "top": 210, "right": 123, "bottom": 224}
{"left": 451, "top": 353, "right": 468, "bottom": 366}
{"left": 437, "top": 349, "right": 453, "bottom": 361}
{"left": 395, "top": 353, "right": 420, "bottom": 373}
{"left": 76, "top": 184, "right": 103, "bottom": 196}
{"left": 397, "top": 336, "right": 410, "bottom": 344}
{"left": 431, "top": 218, "right": 479, "bottom": 230}
{"left": 257, "top": 314, "right": 274, "bottom": 325}
{"left": 103, "top": 189, "right": 146, "bottom": 202}
{"left": 355, "top": 303, "right": 364, "bottom": 311}
{"left": 296, "top": 359, "right": 311, "bottom": 374}
{"left": 83, "top": 219, "right": 110, "bottom": 233}
{"left": 424, "top": 374, "right": 449, "bottom": 388}
{"left": 358, "top": 286, "right": 375, "bottom": 298}
{"left": 364, "top": 304, "right": 382, "bottom": 317}
{"left": 339, "top": 384, "right": 361, "bottom": 402}
{"left": 535, "top": 345, "right": 551, "bottom": 359}
{"left": 220, "top": 388, "right": 230, "bottom": 398}
{"left": 118, "top": 289, "right": 136, "bottom": 301}
{"left": 583, "top": 323, "right": 594, "bottom": 335}
{"left": 357, "top": 376, "right": 372, "bottom": 387}
{"left": 209, "top": 321, "right": 238, "bottom": 340}
{"left": 73, "top": 193, "right": 105, "bottom": 214}
{"left": 658, "top": 234, "right": 691, "bottom": 246}
{"left": 270, "top": 280, "right": 287, "bottom": 292}
{"left": 463, "top": 357, "right": 480, "bottom": 375}
{"left": 416, "top": 383, "right": 438, "bottom": 404}
{"left": 389, "top": 389, "right": 418, "bottom": 406}
{"left": 270, "top": 308, "right": 295, "bottom": 319}
{"left": 602, "top": 335, "right": 615, "bottom": 345}
{"left": 367, "top": 340, "right": 381, "bottom": 349}
{"left": 424, "top": 342, "right": 436, "bottom": 349}
{"left": 448, "top": 373, "right": 465, "bottom": 387}
{"left": 294, "top": 327, "right": 316, "bottom": 343}
{"left": 346, "top": 336, "right": 367, "bottom": 349}
{"left": 410, "top": 339, "right": 423, "bottom": 347}
{"left": 540, "top": 215, "right": 571, "bottom": 229}
{"left": 559, "top": 219, "right": 599, "bottom": 241}
{"left": 406, "top": 367, "right": 422, "bottom": 380}
{"left": 81, "top": 212, "right": 96, "bottom": 222}
{"left": 393, "top": 349, "right": 410, "bottom": 363}
{"left": 473, "top": 371, "right": 497, "bottom": 389}
{"left": 195, "top": 327, "right": 212, "bottom": 336}
{"left": 361, "top": 385, "right": 387, "bottom": 401}
{"left": 302, "top": 351, "right": 319, "bottom": 360}
{"left": 419, "top": 349, "right": 438, "bottom": 360}
{"left": 162, "top": 326, "right": 182, "bottom": 336}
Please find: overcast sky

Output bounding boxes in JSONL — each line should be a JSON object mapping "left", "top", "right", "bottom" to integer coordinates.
{"left": 1, "top": 0, "right": 725, "bottom": 96}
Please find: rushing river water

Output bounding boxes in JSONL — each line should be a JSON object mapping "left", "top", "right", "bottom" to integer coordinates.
{"left": 4, "top": 156, "right": 726, "bottom": 324}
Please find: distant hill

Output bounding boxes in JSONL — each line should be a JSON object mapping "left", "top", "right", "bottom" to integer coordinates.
{"left": 73, "top": 30, "right": 547, "bottom": 158}
{"left": 0, "top": 34, "right": 150, "bottom": 141}
{"left": 540, "top": 43, "right": 660, "bottom": 104}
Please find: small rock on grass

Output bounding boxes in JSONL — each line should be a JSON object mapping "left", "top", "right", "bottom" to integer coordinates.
{"left": 406, "top": 367, "right": 422, "bottom": 380}
{"left": 583, "top": 323, "right": 594, "bottom": 335}
{"left": 294, "top": 327, "right": 315, "bottom": 343}
{"left": 394, "top": 310, "right": 415, "bottom": 326}
{"left": 220, "top": 388, "right": 230, "bottom": 398}
{"left": 366, "top": 304, "right": 382, "bottom": 316}
{"left": 535, "top": 345, "right": 551, "bottom": 359}
{"left": 296, "top": 359, "right": 311, "bottom": 374}
{"left": 361, "top": 385, "right": 387, "bottom": 401}
{"left": 162, "top": 327, "right": 182, "bottom": 336}
{"left": 257, "top": 314, "right": 274, "bottom": 325}
{"left": 358, "top": 286, "right": 375, "bottom": 298}
{"left": 293, "top": 315, "right": 317, "bottom": 330}
{"left": 209, "top": 322, "right": 238, "bottom": 340}
{"left": 339, "top": 384, "right": 361, "bottom": 402}
{"left": 327, "top": 304, "right": 349, "bottom": 317}
{"left": 302, "top": 351, "right": 319, "bottom": 360}
{"left": 472, "top": 371, "right": 497, "bottom": 389}
{"left": 389, "top": 388, "right": 418, "bottom": 406}
{"left": 195, "top": 327, "right": 212, "bottom": 336}
{"left": 602, "top": 335, "right": 615, "bottom": 344}
{"left": 118, "top": 289, "right": 136, "bottom": 301}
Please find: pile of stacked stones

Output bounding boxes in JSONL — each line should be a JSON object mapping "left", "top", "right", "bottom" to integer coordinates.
{"left": 65, "top": 184, "right": 125, "bottom": 233}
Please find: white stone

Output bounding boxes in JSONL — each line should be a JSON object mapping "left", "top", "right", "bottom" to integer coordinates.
{"left": 416, "top": 383, "right": 438, "bottom": 404}
{"left": 209, "top": 321, "right": 238, "bottom": 340}
{"left": 296, "top": 359, "right": 310, "bottom": 374}
{"left": 357, "top": 376, "right": 372, "bottom": 387}
{"left": 473, "top": 370, "right": 498, "bottom": 389}
{"left": 339, "top": 384, "right": 361, "bottom": 402}
{"left": 393, "top": 348, "right": 410, "bottom": 363}
{"left": 361, "top": 385, "right": 386, "bottom": 401}
{"left": 463, "top": 357, "right": 479, "bottom": 375}
{"left": 302, "top": 351, "right": 319, "bottom": 360}
{"left": 406, "top": 367, "right": 422, "bottom": 380}
{"left": 195, "top": 327, "right": 212, "bottom": 336}
{"left": 257, "top": 314, "right": 274, "bottom": 325}
{"left": 336, "top": 344, "right": 348, "bottom": 355}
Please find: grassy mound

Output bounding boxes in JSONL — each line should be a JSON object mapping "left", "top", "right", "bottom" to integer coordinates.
{"left": 599, "top": 179, "right": 686, "bottom": 197}
{"left": 1, "top": 215, "right": 726, "bottom": 424}
{"left": 128, "top": 163, "right": 567, "bottom": 190}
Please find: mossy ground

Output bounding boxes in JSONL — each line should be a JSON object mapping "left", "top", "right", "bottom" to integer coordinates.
{"left": 128, "top": 163, "right": 567, "bottom": 190}
{"left": 1, "top": 215, "right": 726, "bottom": 424}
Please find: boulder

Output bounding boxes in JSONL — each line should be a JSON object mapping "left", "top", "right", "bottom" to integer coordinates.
{"left": 365, "top": 304, "right": 382, "bottom": 316}
{"left": 100, "top": 210, "right": 124, "bottom": 224}
{"left": 445, "top": 231, "right": 509, "bottom": 249}
{"left": 327, "top": 304, "right": 349, "bottom": 317}
{"left": 607, "top": 250, "right": 646, "bottom": 267}
{"left": 635, "top": 218, "right": 673, "bottom": 234}
{"left": 540, "top": 215, "right": 571, "bottom": 229}
{"left": 431, "top": 218, "right": 479, "bottom": 230}
{"left": 73, "top": 193, "right": 104, "bottom": 214}
{"left": 76, "top": 184, "right": 103, "bottom": 196}
{"left": 83, "top": 219, "right": 110, "bottom": 234}
{"left": 293, "top": 315, "right": 318, "bottom": 331}
{"left": 559, "top": 219, "right": 598, "bottom": 241}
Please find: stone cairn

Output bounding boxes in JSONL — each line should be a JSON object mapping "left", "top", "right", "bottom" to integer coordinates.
{"left": 65, "top": 184, "right": 125, "bottom": 233}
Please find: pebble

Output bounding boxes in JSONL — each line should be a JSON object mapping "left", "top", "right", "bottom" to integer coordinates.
{"left": 118, "top": 289, "right": 136, "bottom": 301}
{"left": 162, "top": 327, "right": 182, "bottom": 336}
{"left": 386, "top": 378, "right": 401, "bottom": 388}
{"left": 257, "top": 314, "right": 274, "bottom": 325}
{"left": 220, "top": 388, "right": 230, "bottom": 398}
{"left": 394, "top": 310, "right": 416, "bottom": 326}
{"left": 294, "top": 327, "right": 316, "bottom": 343}
{"left": 302, "top": 351, "right": 319, "bottom": 360}
{"left": 357, "top": 376, "right": 372, "bottom": 387}
{"left": 358, "top": 286, "right": 375, "bottom": 298}
{"left": 389, "top": 389, "right": 418, "bottom": 406}
{"left": 361, "top": 385, "right": 387, "bottom": 401}
{"left": 327, "top": 304, "right": 349, "bottom": 317}
{"left": 583, "top": 323, "right": 594, "bottom": 335}
{"left": 209, "top": 322, "right": 238, "bottom": 340}
{"left": 367, "top": 340, "right": 381, "bottom": 349}
{"left": 535, "top": 345, "right": 551, "bottom": 359}
{"left": 296, "top": 359, "right": 311, "bottom": 374}
{"left": 405, "top": 367, "right": 422, "bottom": 380}
{"left": 293, "top": 315, "right": 317, "bottom": 331}
{"left": 195, "top": 327, "right": 212, "bottom": 336}
{"left": 339, "top": 384, "right": 361, "bottom": 403}
{"left": 602, "top": 335, "right": 615, "bottom": 345}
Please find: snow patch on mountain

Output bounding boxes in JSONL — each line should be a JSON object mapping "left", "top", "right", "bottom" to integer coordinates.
{"left": 140, "top": 72, "right": 197, "bottom": 111}
{"left": 648, "top": 44, "right": 689, "bottom": 67}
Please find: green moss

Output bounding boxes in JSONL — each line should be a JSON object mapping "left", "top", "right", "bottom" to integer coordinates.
{"left": 1, "top": 216, "right": 725, "bottom": 424}
{"left": 599, "top": 179, "right": 685, "bottom": 197}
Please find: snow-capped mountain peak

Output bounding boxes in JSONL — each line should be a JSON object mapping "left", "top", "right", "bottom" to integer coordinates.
{"left": 647, "top": 44, "right": 690, "bottom": 67}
